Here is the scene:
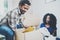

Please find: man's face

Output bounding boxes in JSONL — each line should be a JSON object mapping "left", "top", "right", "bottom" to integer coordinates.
{"left": 19, "top": 4, "right": 30, "bottom": 14}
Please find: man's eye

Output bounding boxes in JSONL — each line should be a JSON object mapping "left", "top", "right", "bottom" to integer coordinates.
{"left": 24, "top": 8, "right": 28, "bottom": 10}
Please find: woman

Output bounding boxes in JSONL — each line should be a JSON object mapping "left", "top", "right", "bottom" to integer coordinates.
{"left": 40, "top": 13, "right": 57, "bottom": 36}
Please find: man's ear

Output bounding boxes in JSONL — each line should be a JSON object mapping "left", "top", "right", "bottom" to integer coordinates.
{"left": 19, "top": 6, "right": 21, "bottom": 9}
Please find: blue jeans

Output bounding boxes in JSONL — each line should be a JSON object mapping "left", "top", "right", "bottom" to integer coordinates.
{"left": 0, "top": 25, "right": 14, "bottom": 40}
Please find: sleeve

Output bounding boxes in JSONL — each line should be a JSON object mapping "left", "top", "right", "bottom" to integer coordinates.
{"left": 52, "top": 27, "right": 57, "bottom": 36}
{"left": 0, "top": 13, "right": 8, "bottom": 25}
{"left": 40, "top": 23, "right": 45, "bottom": 28}
{"left": 7, "top": 11, "right": 17, "bottom": 28}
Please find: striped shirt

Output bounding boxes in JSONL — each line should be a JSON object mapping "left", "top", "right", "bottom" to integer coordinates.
{"left": 0, "top": 8, "right": 24, "bottom": 29}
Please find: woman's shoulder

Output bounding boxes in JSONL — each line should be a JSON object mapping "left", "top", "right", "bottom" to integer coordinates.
{"left": 40, "top": 23, "right": 45, "bottom": 28}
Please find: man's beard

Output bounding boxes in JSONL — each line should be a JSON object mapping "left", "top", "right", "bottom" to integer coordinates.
{"left": 20, "top": 9, "right": 26, "bottom": 14}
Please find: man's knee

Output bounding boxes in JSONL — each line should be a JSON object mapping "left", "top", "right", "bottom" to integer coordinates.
{"left": 0, "top": 25, "right": 14, "bottom": 36}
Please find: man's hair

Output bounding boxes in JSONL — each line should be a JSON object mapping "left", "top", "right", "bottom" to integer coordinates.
{"left": 19, "top": 0, "right": 31, "bottom": 6}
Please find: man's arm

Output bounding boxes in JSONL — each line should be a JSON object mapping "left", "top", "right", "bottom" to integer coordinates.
{"left": 0, "top": 14, "right": 8, "bottom": 25}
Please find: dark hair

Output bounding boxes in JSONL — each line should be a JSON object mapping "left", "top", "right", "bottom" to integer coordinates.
{"left": 43, "top": 13, "right": 57, "bottom": 27}
{"left": 19, "top": 0, "right": 31, "bottom": 6}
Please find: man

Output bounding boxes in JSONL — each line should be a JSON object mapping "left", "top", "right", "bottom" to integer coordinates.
{"left": 0, "top": 0, "right": 31, "bottom": 40}
{"left": 7, "top": 0, "right": 31, "bottom": 29}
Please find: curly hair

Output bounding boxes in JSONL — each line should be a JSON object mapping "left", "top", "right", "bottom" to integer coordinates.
{"left": 43, "top": 13, "right": 57, "bottom": 28}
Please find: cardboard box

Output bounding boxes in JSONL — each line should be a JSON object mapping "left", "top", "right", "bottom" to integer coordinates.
{"left": 15, "top": 29, "right": 43, "bottom": 40}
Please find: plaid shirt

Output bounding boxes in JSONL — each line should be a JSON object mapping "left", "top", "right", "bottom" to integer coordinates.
{"left": 0, "top": 8, "right": 24, "bottom": 28}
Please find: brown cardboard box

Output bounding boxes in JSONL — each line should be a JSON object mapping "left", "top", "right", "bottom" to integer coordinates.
{"left": 15, "top": 29, "right": 43, "bottom": 40}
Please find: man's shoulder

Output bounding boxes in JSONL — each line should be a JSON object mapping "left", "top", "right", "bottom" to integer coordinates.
{"left": 7, "top": 8, "right": 19, "bottom": 15}
{"left": 10, "top": 8, "right": 19, "bottom": 13}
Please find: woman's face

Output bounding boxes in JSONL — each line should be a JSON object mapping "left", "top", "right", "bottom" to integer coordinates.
{"left": 46, "top": 15, "right": 50, "bottom": 24}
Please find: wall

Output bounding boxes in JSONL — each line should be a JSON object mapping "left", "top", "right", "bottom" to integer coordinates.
{"left": 31, "top": 0, "right": 60, "bottom": 38}
{"left": 8, "top": 0, "right": 20, "bottom": 11}
{"left": 0, "top": 0, "right": 8, "bottom": 20}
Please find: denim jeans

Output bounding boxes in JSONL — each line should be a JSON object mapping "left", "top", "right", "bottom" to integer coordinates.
{"left": 0, "top": 25, "right": 14, "bottom": 40}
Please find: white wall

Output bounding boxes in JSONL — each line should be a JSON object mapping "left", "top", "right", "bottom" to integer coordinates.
{"left": 31, "top": 0, "right": 60, "bottom": 38}
{"left": 8, "top": 0, "right": 20, "bottom": 11}
{"left": 0, "top": 0, "right": 7, "bottom": 20}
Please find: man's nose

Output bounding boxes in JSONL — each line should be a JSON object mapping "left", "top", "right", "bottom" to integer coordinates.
{"left": 24, "top": 9, "right": 28, "bottom": 12}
